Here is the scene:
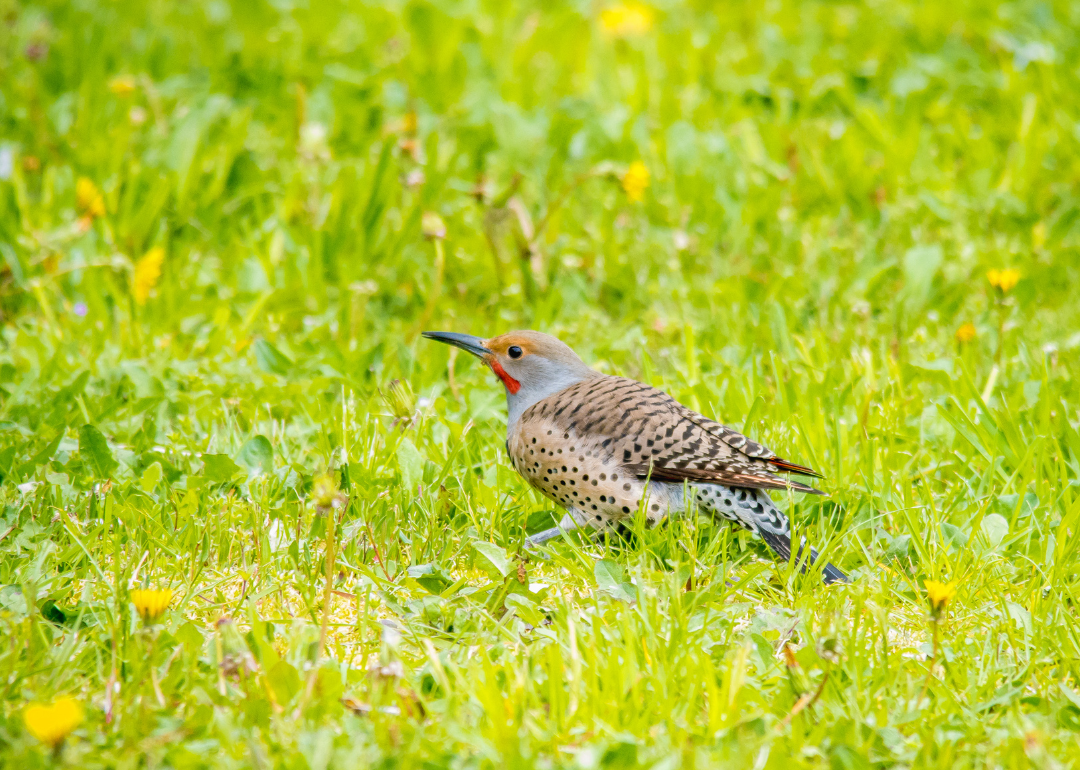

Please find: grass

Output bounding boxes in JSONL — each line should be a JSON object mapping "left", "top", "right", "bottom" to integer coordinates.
{"left": 2, "top": 0, "right": 1080, "bottom": 766}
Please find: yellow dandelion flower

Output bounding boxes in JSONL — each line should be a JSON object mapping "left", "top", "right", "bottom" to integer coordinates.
{"left": 75, "top": 177, "right": 106, "bottom": 219}
{"left": 987, "top": 268, "right": 1020, "bottom": 293}
{"left": 955, "top": 323, "right": 976, "bottom": 343}
{"left": 924, "top": 579, "right": 957, "bottom": 613}
{"left": 132, "top": 247, "right": 165, "bottom": 305}
{"left": 600, "top": 3, "right": 654, "bottom": 36}
{"left": 622, "top": 161, "right": 649, "bottom": 203}
{"left": 131, "top": 588, "right": 173, "bottom": 624}
{"left": 108, "top": 76, "right": 137, "bottom": 97}
{"left": 24, "top": 697, "right": 84, "bottom": 748}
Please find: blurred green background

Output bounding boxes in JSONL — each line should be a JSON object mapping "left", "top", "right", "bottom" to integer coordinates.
{"left": 2, "top": 0, "right": 1080, "bottom": 766}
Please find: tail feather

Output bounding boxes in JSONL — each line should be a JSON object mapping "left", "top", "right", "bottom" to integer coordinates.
{"left": 758, "top": 529, "right": 848, "bottom": 584}
{"left": 692, "top": 484, "right": 848, "bottom": 584}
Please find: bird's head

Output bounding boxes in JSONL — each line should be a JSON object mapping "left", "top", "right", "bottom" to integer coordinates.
{"left": 422, "top": 330, "right": 598, "bottom": 426}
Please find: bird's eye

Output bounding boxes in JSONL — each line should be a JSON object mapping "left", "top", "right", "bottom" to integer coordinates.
{"left": 508, "top": 345, "right": 523, "bottom": 359}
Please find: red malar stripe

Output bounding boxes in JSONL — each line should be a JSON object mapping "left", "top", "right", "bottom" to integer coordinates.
{"left": 489, "top": 359, "right": 521, "bottom": 394}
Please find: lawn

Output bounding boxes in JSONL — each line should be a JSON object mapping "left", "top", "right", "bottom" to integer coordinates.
{"left": 2, "top": 0, "right": 1080, "bottom": 766}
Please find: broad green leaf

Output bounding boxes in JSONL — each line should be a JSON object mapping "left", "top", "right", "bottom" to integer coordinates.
{"left": 45, "top": 470, "right": 70, "bottom": 488}
{"left": 902, "top": 244, "right": 942, "bottom": 307}
{"left": 177, "top": 489, "right": 200, "bottom": 519}
{"left": 79, "top": 424, "right": 118, "bottom": 479}
{"left": 504, "top": 592, "right": 544, "bottom": 626}
{"left": 202, "top": 453, "right": 241, "bottom": 482}
{"left": 238, "top": 435, "right": 273, "bottom": 475}
{"left": 473, "top": 541, "right": 511, "bottom": 578}
{"left": 594, "top": 558, "right": 625, "bottom": 590}
{"left": 940, "top": 523, "right": 968, "bottom": 549}
{"left": 0, "top": 585, "right": 28, "bottom": 617}
{"left": 253, "top": 339, "right": 293, "bottom": 376}
{"left": 397, "top": 438, "right": 424, "bottom": 491}
{"left": 1006, "top": 602, "right": 1033, "bottom": 635}
{"left": 407, "top": 563, "right": 453, "bottom": 594}
{"left": 175, "top": 622, "right": 204, "bottom": 654}
{"left": 595, "top": 559, "right": 637, "bottom": 602}
{"left": 981, "top": 513, "right": 1009, "bottom": 549}
{"left": 22, "top": 433, "right": 64, "bottom": 479}
{"left": 140, "top": 461, "right": 162, "bottom": 493}
{"left": 0, "top": 445, "right": 15, "bottom": 480}
{"left": 266, "top": 659, "right": 302, "bottom": 705}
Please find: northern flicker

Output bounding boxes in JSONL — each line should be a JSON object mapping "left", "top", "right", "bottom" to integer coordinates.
{"left": 423, "top": 330, "right": 847, "bottom": 583}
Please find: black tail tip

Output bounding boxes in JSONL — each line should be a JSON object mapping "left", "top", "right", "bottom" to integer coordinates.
{"left": 821, "top": 562, "right": 849, "bottom": 585}
{"left": 758, "top": 531, "right": 849, "bottom": 585}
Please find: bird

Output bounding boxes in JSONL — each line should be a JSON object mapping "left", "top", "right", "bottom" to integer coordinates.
{"left": 423, "top": 330, "right": 847, "bottom": 583}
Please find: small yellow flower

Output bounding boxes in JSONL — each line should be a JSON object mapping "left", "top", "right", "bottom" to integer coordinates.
{"left": 600, "top": 3, "right": 654, "bottom": 36}
{"left": 24, "top": 697, "right": 84, "bottom": 748}
{"left": 132, "top": 247, "right": 165, "bottom": 304}
{"left": 924, "top": 579, "right": 957, "bottom": 613}
{"left": 108, "top": 75, "right": 137, "bottom": 97}
{"left": 987, "top": 268, "right": 1020, "bottom": 293}
{"left": 131, "top": 588, "right": 173, "bottom": 624}
{"left": 75, "top": 177, "right": 106, "bottom": 219}
{"left": 955, "top": 323, "right": 976, "bottom": 343}
{"left": 622, "top": 161, "right": 649, "bottom": 203}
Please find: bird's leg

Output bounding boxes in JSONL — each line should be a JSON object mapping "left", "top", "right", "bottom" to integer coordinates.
{"left": 524, "top": 527, "right": 567, "bottom": 547}
{"left": 525, "top": 511, "right": 585, "bottom": 548}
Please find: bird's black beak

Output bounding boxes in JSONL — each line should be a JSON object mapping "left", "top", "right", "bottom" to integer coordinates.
{"left": 422, "top": 331, "right": 492, "bottom": 359}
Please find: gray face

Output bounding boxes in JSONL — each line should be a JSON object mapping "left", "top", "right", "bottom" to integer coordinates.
{"left": 421, "top": 330, "right": 599, "bottom": 433}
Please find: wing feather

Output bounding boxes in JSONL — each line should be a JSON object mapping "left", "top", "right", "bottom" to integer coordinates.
{"left": 523, "top": 375, "right": 824, "bottom": 493}
{"left": 625, "top": 462, "right": 825, "bottom": 494}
